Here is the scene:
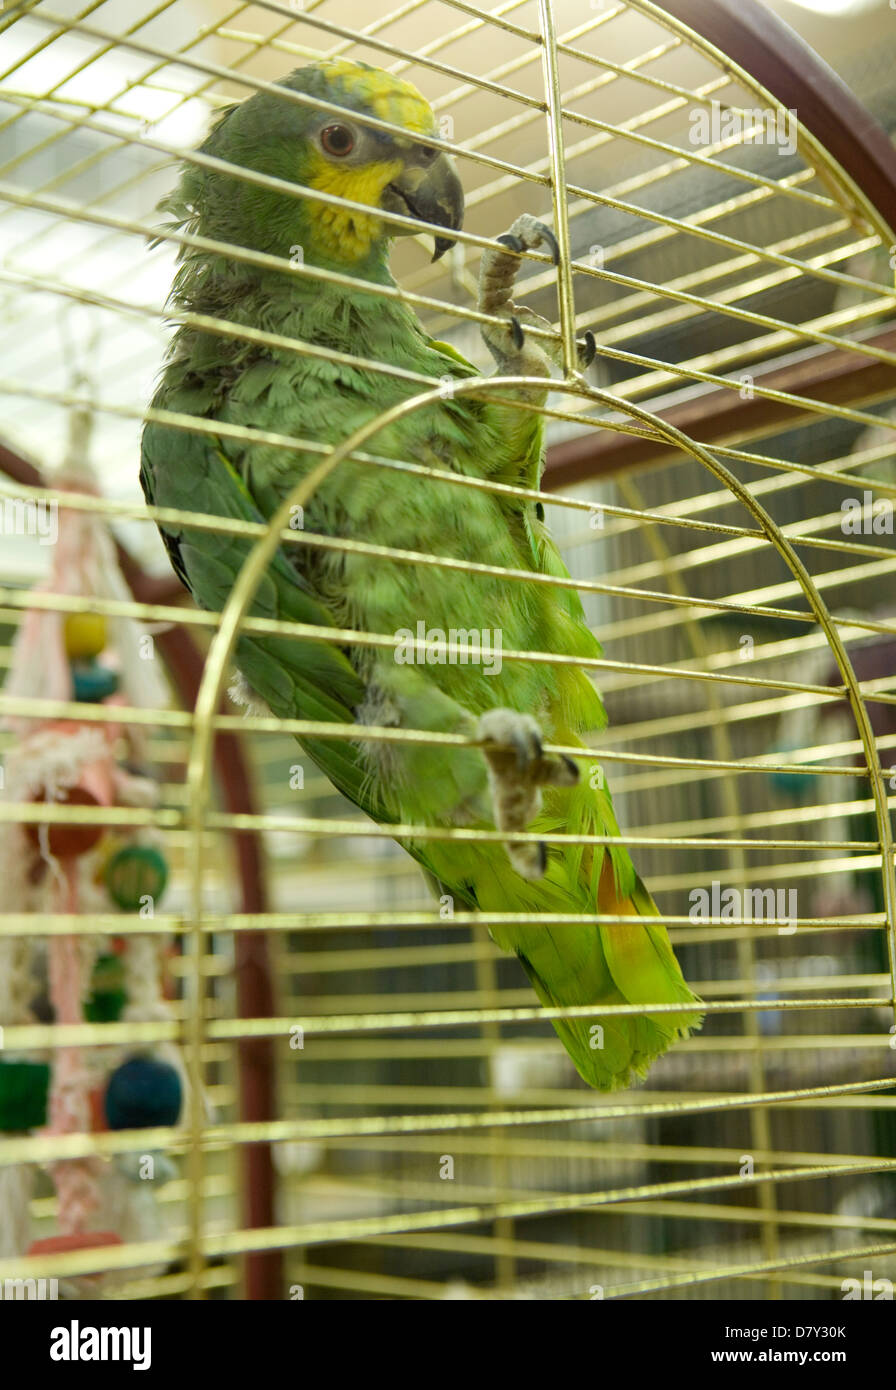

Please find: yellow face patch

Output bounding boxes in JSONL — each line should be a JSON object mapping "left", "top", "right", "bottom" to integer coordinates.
{"left": 304, "top": 151, "right": 404, "bottom": 261}
{"left": 300, "top": 61, "right": 438, "bottom": 261}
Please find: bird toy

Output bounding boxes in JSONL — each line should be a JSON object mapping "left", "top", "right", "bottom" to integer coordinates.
{"left": 0, "top": 466, "right": 180, "bottom": 1288}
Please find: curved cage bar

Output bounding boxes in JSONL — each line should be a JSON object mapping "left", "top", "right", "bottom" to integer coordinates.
{"left": 0, "top": 0, "right": 893, "bottom": 1303}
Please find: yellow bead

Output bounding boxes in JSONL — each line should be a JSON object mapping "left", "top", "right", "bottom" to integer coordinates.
{"left": 64, "top": 612, "right": 107, "bottom": 659}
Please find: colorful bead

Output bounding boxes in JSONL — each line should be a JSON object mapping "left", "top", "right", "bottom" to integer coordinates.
{"left": 63, "top": 613, "right": 107, "bottom": 660}
{"left": 0, "top": 1058, "right": 50, "bottom": 1131}
{"left": 104, "top": 1056, "right": 182, "bottom": 1130}
{"left": 71, "top": 661, "right": 120, "bottom": 703}
{"left": 104, "top": 845, "right": 169, "bottom": 911}
{"left": 84, "top": 952, "right": 127, "bottom": 1023}
{"left": 25, "top": 786, "right": 105, "bottom": 858}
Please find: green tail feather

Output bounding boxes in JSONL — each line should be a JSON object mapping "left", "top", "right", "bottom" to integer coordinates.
{"left": 478, "top": 784, "right": 703, "bottom": 1090}
{"left": 511, "top": 873, "right": 703, "bottom": 1091}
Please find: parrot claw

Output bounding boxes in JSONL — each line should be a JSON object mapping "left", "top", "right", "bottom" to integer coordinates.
{"left": 509, "top": 721, "right": 540, "bottom": 771}
{"left": 577, "top": 330, "right": 597, "bottom": 370}
{"left": 509, "top": 315, "right": 525, "bottom": 351}
{"left": 495, "top": 221, "right": 559, "bottom": 266}
{"left": 477, "top": 709, "right": 577, "bottom": 878}
{"left": 534, "top": 221, "right": 560, "bottom": 267}
{"left": 560, "top": 754, "right": 580, "bottom": 783}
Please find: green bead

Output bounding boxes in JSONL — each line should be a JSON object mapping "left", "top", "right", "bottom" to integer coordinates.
{"left": 84, "top": 952, "right": 127, "bottom": 1023}
{"left": 104, "top": 845, "right": 169, "bottom": 911}
{"left": 0, "top": 1059, "right": 50, "bottom": 1132}
{"left": 84, "top": 990, "right": 128, "bottom": 1023}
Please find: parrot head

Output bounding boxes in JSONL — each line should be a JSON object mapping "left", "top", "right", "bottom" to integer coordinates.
{"left": 168, "top": 59, "right": 463, "bottom": 274}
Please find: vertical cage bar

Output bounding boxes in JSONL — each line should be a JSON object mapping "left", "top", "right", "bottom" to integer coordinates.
{"left": 537, "top": 0, "right": 579, "bottom": 378}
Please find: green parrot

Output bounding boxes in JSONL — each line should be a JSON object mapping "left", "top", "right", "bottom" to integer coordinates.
{"left": 141, "top": 59, "right": 702, "bottom": 1090}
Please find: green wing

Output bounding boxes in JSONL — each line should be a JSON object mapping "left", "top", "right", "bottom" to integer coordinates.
{"left": 141, "top": 419, "right": 388, "bottom": 815}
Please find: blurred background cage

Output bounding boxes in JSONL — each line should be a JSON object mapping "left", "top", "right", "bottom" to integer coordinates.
{"left": 0, "top": 0, "right": 894, "bottom": 1300}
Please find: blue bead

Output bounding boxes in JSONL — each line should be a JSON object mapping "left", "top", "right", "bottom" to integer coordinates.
{"left": 72, "top": 661, "right": 120, "bottom": 703}
{"left": 104, "top": 1056, "right": 182, "bottom": 1130}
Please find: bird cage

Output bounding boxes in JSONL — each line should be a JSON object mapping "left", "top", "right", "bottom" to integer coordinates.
{"left": 0, "top": 0, "right": 894, "bottom": 1307}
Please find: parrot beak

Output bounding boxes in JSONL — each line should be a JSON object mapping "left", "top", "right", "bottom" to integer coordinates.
{"left": 382, "top": 150, "right": 464, "bottom": 262}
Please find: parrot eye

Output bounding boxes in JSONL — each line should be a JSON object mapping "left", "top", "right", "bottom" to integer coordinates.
{"left": 320, "top": 123, "right": 356, "bottom": 157}
{"left": 419, "top": 145, "right": 437, "bottom": 161}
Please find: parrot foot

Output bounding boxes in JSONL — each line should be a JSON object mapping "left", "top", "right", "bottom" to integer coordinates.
{"left": 477, "top": 708, "right": 579, "bottom": 879}
{"left": 479, "top": 215, "right": 558, "bottom": 379}
{"left": 479, "top": 215, "right": 597, "bottom": 376}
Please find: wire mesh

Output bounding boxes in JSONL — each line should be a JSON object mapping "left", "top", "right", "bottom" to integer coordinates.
{"left": 0, "top": 0, "right": 894, "bottom": 1301}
